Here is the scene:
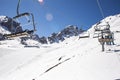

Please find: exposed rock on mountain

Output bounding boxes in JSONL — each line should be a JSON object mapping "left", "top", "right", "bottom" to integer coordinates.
{"left": 0, "top": 15, "right": 84, "bottom": 44}
{"left": 39, "top": 36, "right": 48, "bottom": 44}
{"left": 47, "top": 25, "right": 80, "bottom": 43}
{"left": 1, "top": 13, "right": 120, "bottom": 45}
{"left": 0, "top": 16, "right": 22, "bottom": 33}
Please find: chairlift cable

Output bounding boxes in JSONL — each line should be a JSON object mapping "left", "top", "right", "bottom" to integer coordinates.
{"left": 96, "top": 0, "right": 107, "bottom": 23}
{"left": 96, "top": 0, "right": 105, "bottom": 19}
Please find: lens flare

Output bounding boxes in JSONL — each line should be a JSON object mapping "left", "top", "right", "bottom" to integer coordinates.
{"left": 46, "top": 13, "right": 53, "bottom": 21}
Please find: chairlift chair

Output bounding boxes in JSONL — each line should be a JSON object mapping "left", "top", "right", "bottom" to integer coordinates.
{"left": 3, "top": 0, "right": 36, "bottom": 39}
{"left": 79, "top": 31, "right": 90, "bottom": 38}
{"left": 94, "top": 24, "right": 110, "bottom": 31}
{"left": 93, "top": 24, "right": 110, "bottom": 38}
{"left": 4, "top": 12, "right": 36, "bottom": 39}
{"left": 98, "top": 31, "right": 114, "bottom": 43}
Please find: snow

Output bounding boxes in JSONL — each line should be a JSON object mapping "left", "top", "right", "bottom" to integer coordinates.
{"left": 0, "top": 16, "right": 10, "bottom": 34}
{"left": 0, "top": 39, "right": 23, "bottom": 48}
{"left": 0, "top": 16, "right": 8, "bottom": 23}
{"left": 0, "top": 25, "right": 10, "bottom": 34}
{"left": 0, "top": 14, "right": 120, "bottom": 80}
{"left": 23, "top": 39, "right": 40, "bottom": 46}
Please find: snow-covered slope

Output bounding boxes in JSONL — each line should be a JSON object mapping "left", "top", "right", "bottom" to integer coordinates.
{"left": 0, "top": 14, "right": 120, "bottom": 80}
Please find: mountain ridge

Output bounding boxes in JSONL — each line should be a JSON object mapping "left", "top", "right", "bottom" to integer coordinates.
{"left": 0, "top": 13, "right": 120, "bottom": 46}
{"left": 0, "top": 13, "right": 120, "bottom": 80}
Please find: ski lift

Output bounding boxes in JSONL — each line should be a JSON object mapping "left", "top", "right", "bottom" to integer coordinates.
{"left": 98, "top": 30, "right": 114, "bottom": 51}
{"left": 98, "top": 31, "right": 114, "bottom": 43}
{"left": 93, "top": 30, "right": 101, "bottom": 38}
{"left": 3, "top": 0, "right": 36, "bottom": 39}
{"left": 94, "top": 0, "right": 111, "bottom": 38}
{"left": 79, "top": 31, "right": 90, "bottom": 38}
{"left": 4, "top": 13, "right": 36, "bottom": 39}
{"left": 94, "top": 24, "right": 110, "bottom": 31}
{"left": 95, "top": 0, "right": 115, "bottom": 51}
{"left": 93, "top": 24, "right": 110, "bottom": 38}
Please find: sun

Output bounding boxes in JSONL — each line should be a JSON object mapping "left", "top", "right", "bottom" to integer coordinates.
{"left": 38, "top": 0, "right": 44, "bottom": 3}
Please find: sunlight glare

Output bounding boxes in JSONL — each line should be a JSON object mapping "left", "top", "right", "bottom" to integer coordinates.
{"left": 38, "top": 0, "right": 44, "bottom": 3}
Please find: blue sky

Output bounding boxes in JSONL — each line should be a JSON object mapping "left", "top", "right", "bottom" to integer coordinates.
{"left": 0, "top": 0, "right": 120, "bottom": 37}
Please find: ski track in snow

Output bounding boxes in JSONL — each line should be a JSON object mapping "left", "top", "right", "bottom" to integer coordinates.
{"left": 0, "top": 46, "right": 62, "bottom": 78}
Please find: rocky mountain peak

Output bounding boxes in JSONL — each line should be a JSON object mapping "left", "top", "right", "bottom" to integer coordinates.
{"left": 0, "top": 16, "right": 23, "bottom": 34}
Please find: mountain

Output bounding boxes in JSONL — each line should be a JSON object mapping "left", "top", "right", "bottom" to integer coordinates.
{"left": 0, "top": 16, "right": 23, "bottom": 40}
{"left": 0, "top": 13, "right": 120, "bottom": 80}
{"left": 0, "top": 13, "right": 120, "bottom": 45}
{"left": 0, "top": 14, "right": 120, "bottom": 80}
{"left": 0, "top": 16, "right": 84, "bottom": 44}
{"left": 47, "top": 25, "right": 81, "bottom": 44}
{"left": 0, "top": 16, "right": 23, "bottom": 33}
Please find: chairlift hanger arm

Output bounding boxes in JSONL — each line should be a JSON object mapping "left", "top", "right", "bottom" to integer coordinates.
{"left": 31, "top": 13, "right": 36, "bottom": 31}
{"left": 13, "top": 12, "right": 36, "bottom": 32}
{"left": 15, "top": 0, "right": 36, "bottom": 32}
{"left": 17, "top": 0, "right": 21, "bottom": 15}
{"left": 13, "top": 12, "right": 30, "bottom": 19}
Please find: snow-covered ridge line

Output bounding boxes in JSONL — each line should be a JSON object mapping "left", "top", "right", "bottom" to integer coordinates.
{"left": 0, "top": 13, "right": 120, "bottom": 47}
{"left": 0, "top": 13, "right": 120, "bottom": 80}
